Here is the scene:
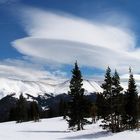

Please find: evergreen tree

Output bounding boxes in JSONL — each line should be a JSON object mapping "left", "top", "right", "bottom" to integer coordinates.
{"left": 101, "top": 68, "right": 125, "bottom": 132}
{"left": 101, "top": 67, "right": 113, "bottom": 131}
{"left": 102, "top": 67, "right": 112, "bottom": 99}
{"left": 59, "top": 98, "right": 65, "bottom": 116}
{"left": 66, "top": 62, "right": 88, "bottom": 131}
{"left": 30, "top": 101, "right": 40, "bottom": 122}
{"left": 96, "top": 93, "right": 107, "bottom": 120}
{"left": 16, "top": 93, "right": 28, "bottom": 123}
{"left": 59, "top": 98, "right": 67, "bottom": 119}
{"left": 112, "top": 70, "right": 124, "bottom": 132}
{"left": 125, "top": 68, "right": 138, "bottom": 130}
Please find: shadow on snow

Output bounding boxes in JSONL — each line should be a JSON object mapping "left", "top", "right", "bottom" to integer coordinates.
{"left": 61, "top": 131, "right": 112, "bottom": 139}
{"left": 19, "top": 130, "right": 70, "bottom": 133}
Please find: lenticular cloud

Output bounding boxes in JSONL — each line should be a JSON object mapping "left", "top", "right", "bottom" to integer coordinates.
{"left": 12, "top": 7, "right": 140, "bottom": 73}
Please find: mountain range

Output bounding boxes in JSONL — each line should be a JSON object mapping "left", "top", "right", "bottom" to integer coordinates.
{"left": 0, "top": 74, "right": 140, "bottom": 99}
{"left": 0, "top": 77, "right": 103, "bottom": 99}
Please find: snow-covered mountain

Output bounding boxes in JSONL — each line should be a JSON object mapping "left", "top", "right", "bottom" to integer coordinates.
{"left": 0, "top": 77, "right": 103, "bottom": 99}
{"left": 0, "top": 74, "right": 140, "bottom": 99}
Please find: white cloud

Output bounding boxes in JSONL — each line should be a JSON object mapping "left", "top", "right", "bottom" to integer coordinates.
{"left": 12, "top": 7, "right": 140, "bottom": 74}
{"left": 0, "top": 59, "right": 66, "bottom": 81}
{"left": 19, "top": 8, "right": 135, "bottom": 51}
{"left": 12, "top": 38, "right": 134, "bottom": 69}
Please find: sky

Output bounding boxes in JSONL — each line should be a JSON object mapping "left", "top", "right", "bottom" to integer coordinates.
{"left": 0, "top": 0, "right": 140, "bottom": 81}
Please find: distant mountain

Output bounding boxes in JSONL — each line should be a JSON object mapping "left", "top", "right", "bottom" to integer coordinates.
{"left": 0, "top": 74, "right": 140, "bottom": 122}
{"left": 0, "top": 74, "right": 140, "bottom": 99}
{"left": 0, "top": 78, "right": 103, "bottom": 99}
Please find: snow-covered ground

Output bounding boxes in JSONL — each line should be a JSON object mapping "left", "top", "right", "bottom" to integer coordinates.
{"left": 1, "top": 117, "right": 140, "bottom": 140}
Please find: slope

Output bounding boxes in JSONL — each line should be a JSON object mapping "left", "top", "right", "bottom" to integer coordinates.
{"left": 0, "top": 117, "right": 140, "bottom": 140}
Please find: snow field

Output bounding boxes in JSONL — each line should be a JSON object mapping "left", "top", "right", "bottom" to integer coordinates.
{"left": 1, "top": 117, "right": 140, "bottom": 140}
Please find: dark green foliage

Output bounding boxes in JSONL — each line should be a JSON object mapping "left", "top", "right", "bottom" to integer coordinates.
{"left": 100, "top": 67, "right": 124, "bottom": 132}
{"left": 12, "top": 94, "right": 40, "bottom": 123}
{"left": 59, "top": 98, "right": 68, "bottom": 119}
{"left": 111, "top": 70, "right": 124, "bottom": 132}
{"left": 16, "top": 93, "right": 28, "bottom": 123}
{"left": 67, "top": 62, "right": 89, "bottom": 131}
{"left": 124, "top": 68, "right": 139, "bottom": 129}
{"left": 47, "top": 107, "right": 53, "bottom": 118}
{"left": 100, "top": 67, "right": 113, "bottom": 131}
{"left": 30, "top": 101, "right": 40, "bottom": 122}
{"left": 100, "top": 67, "right": 139, "bottom": 132}
{"left": 102, "top": 67, "right": 112, "bottom": 99}
{"left": 0, "top": 94, "right": 18, "bottom": 122}
{"left": 96, "top": 93, "right": 108, "bottom": 120}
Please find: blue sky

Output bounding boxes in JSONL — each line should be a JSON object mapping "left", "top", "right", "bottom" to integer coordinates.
{"left": 0, "top": 0, "right": 140, "bottom": 80}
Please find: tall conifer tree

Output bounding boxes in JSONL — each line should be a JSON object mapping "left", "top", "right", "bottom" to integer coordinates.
{"left": 30, "top": 101, "right": 40, "bottom": 122}
{"left": 67, "top": 62, "right": 88, "bottom": 131}
{"left": 101, "top": 67, "right": 124, "bottom": 132}
{"left": 101, "top": 67, "right": 113, "bottom": 131}
{"left": 16, "top": 93, "right": 28, "bottom": 123}
{"left": 125, "top": 68, "right": 138, "bottom": 129}
{"left": 112, "top": 70, "right": 124, "bottom": 132}
{"left": 102, "top": 67, "right": 112, "bottom": 99}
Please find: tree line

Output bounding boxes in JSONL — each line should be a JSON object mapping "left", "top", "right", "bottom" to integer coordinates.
{"left": 66, "top": 62, "right": 140, "bottom": 133}
{"left": 10, "top": 93, "right": 40, "bottom": 123}
{"left": 3, "top": 62, "right": 140, "bottom": 133}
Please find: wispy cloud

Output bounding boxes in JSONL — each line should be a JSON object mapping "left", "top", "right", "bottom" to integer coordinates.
{"left": 12, "top": 7, "right": 140, "bottom": 74}
{"left": 0, "top": 59, "right": 66, "bottom": 81}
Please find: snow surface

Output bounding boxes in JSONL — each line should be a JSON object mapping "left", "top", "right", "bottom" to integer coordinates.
{"left": 0, "top": 78, "right": 103, "bottom": 99}
{"left": 1, "top": 117, "right": 140, "bottom": 140}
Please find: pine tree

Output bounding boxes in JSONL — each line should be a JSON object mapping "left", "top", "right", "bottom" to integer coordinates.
{"left": 16, "top": 93, "right": 28, "bottom": 123}
{"left": 112, "top": 70, "right": 124, "bottom": 132}
{"left": 96, "top": 93, "right": 106, "bottom": 120}
{"left": 102, "top": 67, "right": 112, "bottom": 99}
{"left": 59, "top": 98, "right": 65, "bottom": 116}
{"left": 125, "top": 68, "right": 138, "bottom": 130}
{"left": 59, "top": 98, "right": 67, "bottom": 119}
{"left": 66, "top": 62, "right": 88, "bottom": 131}
{"left": 30, "top": 101, "right": 40, "bottom": 122}
{"left": 101, "top": 67, "right": 113, "bottom": 131}
{"left": 101, "top": 68, "right": 125, "bottom": 132}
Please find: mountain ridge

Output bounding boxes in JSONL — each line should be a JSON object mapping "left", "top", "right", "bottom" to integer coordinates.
{"left": 0, "top": 77, "right": 103, "bottom": 99}
{"left": 0, "top": 74, "right": 140, "bottom": 99}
